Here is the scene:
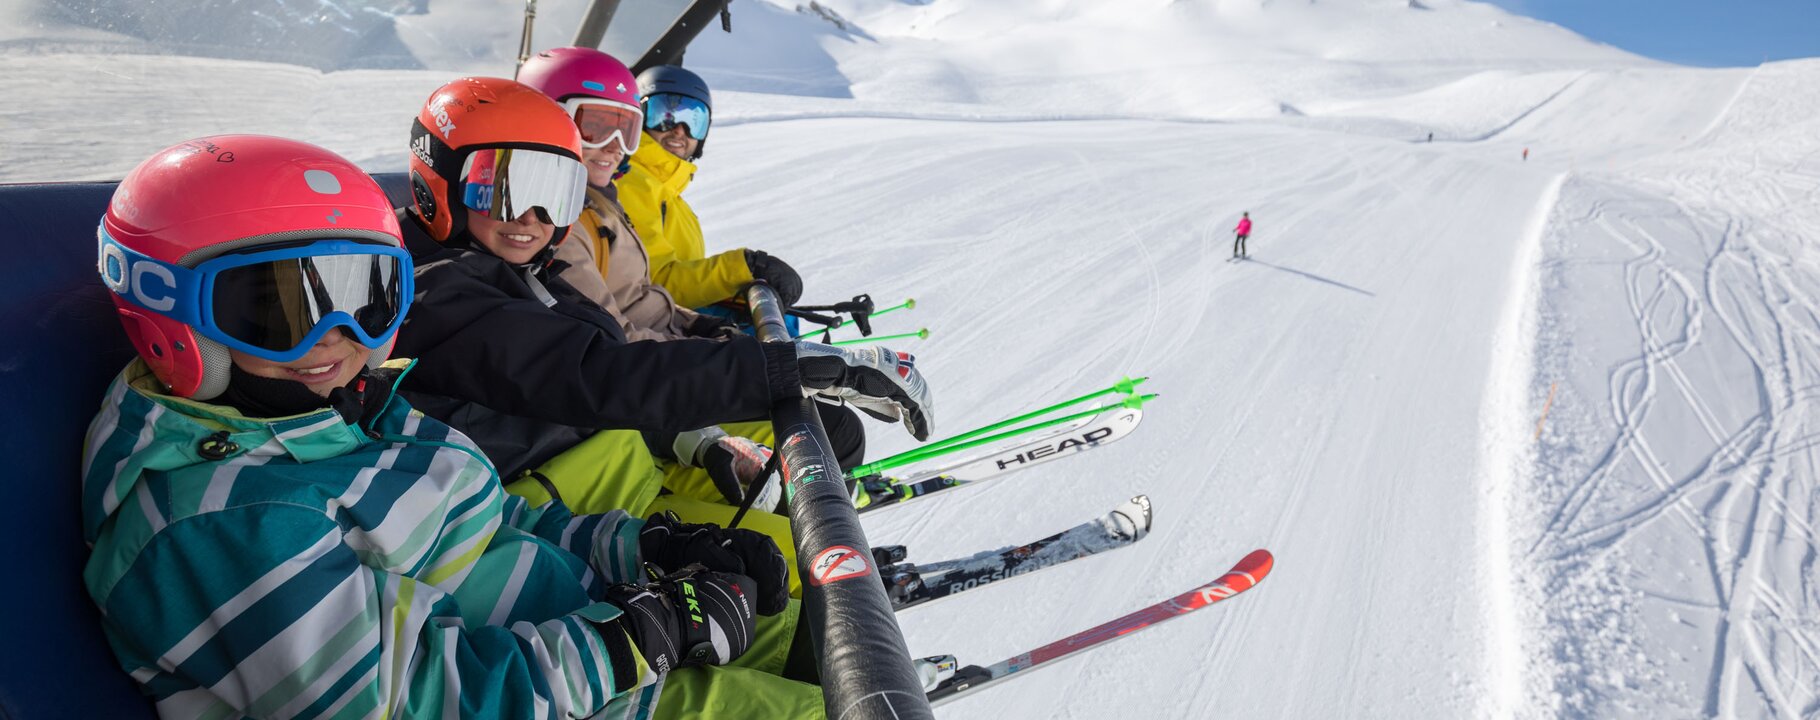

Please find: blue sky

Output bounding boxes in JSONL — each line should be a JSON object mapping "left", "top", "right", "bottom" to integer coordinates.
{"left": 1484, "top": 0, "right": 1820, "bottom": 67}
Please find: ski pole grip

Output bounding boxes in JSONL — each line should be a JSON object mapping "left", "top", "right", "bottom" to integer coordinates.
{"left": 746, "top": 282, "right": 936, "bottom": 720}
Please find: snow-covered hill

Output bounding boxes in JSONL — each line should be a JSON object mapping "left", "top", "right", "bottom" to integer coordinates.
{"left": 4, "top": 0, "right": 1817, "bottom": 718}
{"left": 689, "top": 0, "right": 1646, "bottom": 114}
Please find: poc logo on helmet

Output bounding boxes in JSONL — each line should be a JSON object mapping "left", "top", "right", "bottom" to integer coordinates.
{"left": 98, "top": 237, "right": 178, "bottom": 312}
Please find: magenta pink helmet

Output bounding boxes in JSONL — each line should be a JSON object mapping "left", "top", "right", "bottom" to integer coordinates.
{"left": 518, "top": 46, "right": 639, "bottom": 106}
{"left": 517, "top": 47, "right": 643, "bottom": 155}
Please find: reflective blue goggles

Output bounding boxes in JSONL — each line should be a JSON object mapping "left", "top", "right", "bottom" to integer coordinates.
{"left": 99, "top": 230, "right": 414, "bottom": 363}
{"left": 643, "top": 92, "right": 711, "bottom": 141}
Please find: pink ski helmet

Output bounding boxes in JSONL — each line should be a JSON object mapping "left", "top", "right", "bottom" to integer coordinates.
{"left": 99, "top": 135, "right": 409, "bottom": 399}
{"left": 517, "top": 46, "right": 643, "bottom": 155}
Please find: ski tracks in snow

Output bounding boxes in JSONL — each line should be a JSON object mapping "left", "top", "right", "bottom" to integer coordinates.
{"left": 1518, "top": 61, "right": 1820, "bottom": 719}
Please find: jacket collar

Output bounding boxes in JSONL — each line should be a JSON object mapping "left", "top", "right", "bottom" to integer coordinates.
{"left": 127, "top": 359, "right": 417, "bottom": 465}
{"left": 631, "top": 134, "right": 696, "bottom": 195}
{"left": 585, "top": 184, "right": 616, "bottom": 216}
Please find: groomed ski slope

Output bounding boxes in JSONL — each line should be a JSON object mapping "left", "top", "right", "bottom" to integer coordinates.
{"left": 5, "top": 0, "right": 1819, "bottom": 716}
{"left": 689, "top": 63, "right": 1820, "bottom": 718}
{"left": 765, "top": 113, "right": 1561, "bottom": 717}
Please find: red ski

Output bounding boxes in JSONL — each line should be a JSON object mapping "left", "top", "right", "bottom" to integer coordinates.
{"left": 923, "top": 549, "right": 1275, "bottom": 705}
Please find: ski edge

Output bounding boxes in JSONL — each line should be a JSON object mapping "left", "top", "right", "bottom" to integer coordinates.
{"left": 925, "top": 548, "right": 1275, "bottom": 706}
{"left": 890, "top": 494, "right": 1155, "bottom": 613}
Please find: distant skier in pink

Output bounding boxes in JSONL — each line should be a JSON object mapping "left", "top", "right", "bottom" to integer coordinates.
{"left": 1232, "top": 211, "right": 1253, "bottom": 259}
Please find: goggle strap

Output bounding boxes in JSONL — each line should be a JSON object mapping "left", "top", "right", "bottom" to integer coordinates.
{"left": 99, "top": 234, "right": 203, "bottom": 325}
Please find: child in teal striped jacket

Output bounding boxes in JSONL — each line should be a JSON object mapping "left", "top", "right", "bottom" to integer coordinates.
{"left": 82, "top": 135, "right": 786, "bottom": 719}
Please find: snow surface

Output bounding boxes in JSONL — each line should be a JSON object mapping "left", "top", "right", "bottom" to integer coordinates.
{"left": 4, "top": 0, "right": 1818, "bottom": 717}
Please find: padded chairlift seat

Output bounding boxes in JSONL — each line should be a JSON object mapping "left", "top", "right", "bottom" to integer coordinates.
{"left": 0, "top": 174, "right": 411, "bottom": 718}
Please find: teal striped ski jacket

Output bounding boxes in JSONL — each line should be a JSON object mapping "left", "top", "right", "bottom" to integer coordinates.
{"left": 81, "top": 361, "right": 662, "bottom": 719}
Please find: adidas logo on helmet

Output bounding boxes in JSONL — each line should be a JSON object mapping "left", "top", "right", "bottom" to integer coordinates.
{"left": 410, "top": 133, "right": 435, "bottom": 168}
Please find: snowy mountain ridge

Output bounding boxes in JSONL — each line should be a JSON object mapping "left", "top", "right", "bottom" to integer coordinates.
{"left": 686, "top": 0, "right": 1648, "bottom": 117}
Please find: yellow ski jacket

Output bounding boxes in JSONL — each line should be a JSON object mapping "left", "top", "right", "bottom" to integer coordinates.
{"left": 617, "top": 136, "right": 752, "bottom": 309}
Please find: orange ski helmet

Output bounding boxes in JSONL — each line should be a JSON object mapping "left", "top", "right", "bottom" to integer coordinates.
{"left": 406, "top": 77, "right": 587, "bottom": 248}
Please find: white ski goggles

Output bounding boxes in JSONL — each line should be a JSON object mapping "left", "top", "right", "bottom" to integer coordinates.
{"left": 563, "top": 97, "right": 643, "bottom": 154}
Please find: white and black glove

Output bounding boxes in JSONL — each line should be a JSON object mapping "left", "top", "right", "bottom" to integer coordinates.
{"left": 672, "top": 427, "right": 782, "bottom": 513}
{"left": 796, "top": 341, "right": 934, "bottom": 441}
{"left": 600, "top": 565, "right": 759, "bottom": 675}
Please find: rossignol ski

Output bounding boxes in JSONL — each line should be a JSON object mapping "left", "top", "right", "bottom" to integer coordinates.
{"left": 919, "top": 548, "right": 1275, "bottom": 706}
{"left": 854, "top": 406, "right": 1144, "bottom": 514}
{"left": 879, "top": 495, "right": 1153, "bottom": 613}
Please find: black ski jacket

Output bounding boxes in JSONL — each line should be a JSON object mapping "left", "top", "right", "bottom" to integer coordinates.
{"left": 391, "top": 212, "right": 801, "bottom": 477}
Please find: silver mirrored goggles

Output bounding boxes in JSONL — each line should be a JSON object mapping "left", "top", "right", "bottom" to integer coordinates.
{"left": 459, "top": 147, "right": 588, "bottom": 227}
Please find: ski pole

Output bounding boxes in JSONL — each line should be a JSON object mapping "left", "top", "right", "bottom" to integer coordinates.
{"left": 792, "top": 298, "right": 914, "bottom": 339}
{"left": 851, "top": 393, "right": 1157, "bottom": 478}
{"left": 897, "top": 376, "right": 1147, "bottom": 461}
{"left": 829, "top": 328, "right": 929, "bottom": 347}
{"left": 872, "top": 298, "right": 915, "bottom": 318}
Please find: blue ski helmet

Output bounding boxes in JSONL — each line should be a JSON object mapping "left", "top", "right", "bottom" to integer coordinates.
{"left": 637, "top": 65, "right": 713, "bottom": 159}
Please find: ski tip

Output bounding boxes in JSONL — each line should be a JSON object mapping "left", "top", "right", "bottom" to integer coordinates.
{"left": 1126, "top": 494, "right": 1153, "bottom": 531}
{"left": 1110, "top": 494, "right": 1154, "bottom": 541}
{"left": 1230, "top": 549, "right": 1274, "bottom": 582}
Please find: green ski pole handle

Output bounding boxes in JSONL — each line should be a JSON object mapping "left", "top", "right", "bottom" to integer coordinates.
{"left": 851, "top": 393, "right": 1157, "bottom": 478}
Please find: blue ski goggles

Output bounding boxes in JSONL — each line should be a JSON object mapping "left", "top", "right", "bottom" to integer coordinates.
{"left": 99, "top": 230, "right": 413, "bottom": 363}
{"left": 642, "top": 92, "right": 711, "bottom": 141}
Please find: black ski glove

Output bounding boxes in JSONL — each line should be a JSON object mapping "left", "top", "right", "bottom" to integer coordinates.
{"left": 745, "top": 250, "right": 803, "bottom": 307}
{"left": 796, "top": 341, "right": 935, "bottom": 441}
{"left": 600, "top": 565, "right": 758, "bottom": 674}
{"left": 639, "top": 513, "right": 791, "bottom": 616}
{"left": 685, "top": 313, "right": 740, "bottom": 339}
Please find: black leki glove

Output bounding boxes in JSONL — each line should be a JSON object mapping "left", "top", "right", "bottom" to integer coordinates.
{"left": 601, "top": 565, "right": 758, "bottom": 674}
{"left": 745, "top": 250, "right": 803, "bottom": 307}
{"left": 796, "top": 341, "right": 935, "bottom": 441}
{"left": 639, "top": 513, "right": 790, "bottom": 616}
